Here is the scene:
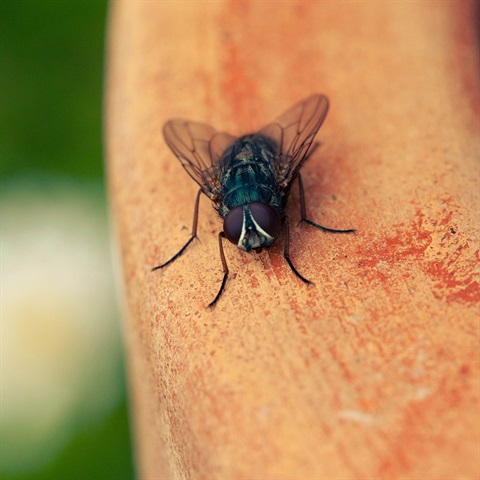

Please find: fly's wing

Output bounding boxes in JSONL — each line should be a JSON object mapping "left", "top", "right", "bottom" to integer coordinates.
{"left": 259, "top": 94, "right": 329, "bottom": 189}
{"left": 163, "top": 120, "right": 236, "bottom": 198}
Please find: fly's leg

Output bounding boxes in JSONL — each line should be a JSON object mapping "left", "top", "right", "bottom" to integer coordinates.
{"left": 297, "top": 173, "right": 357, "bottom": 234}
{"left": 282, "top": 216, "right": 313, "bottom": 285}
{"left": 152, "top": 189, "right": 202, "bottom": 271}
{"left": 208, "top": 232, "right": 229, "bottom": 308}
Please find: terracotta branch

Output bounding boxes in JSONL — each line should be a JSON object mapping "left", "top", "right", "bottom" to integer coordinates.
{"left": 106, "top": 1, "right": 479, "bottom": 478}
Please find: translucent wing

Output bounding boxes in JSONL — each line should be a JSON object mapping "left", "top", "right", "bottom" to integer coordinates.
{"left": 259, "top": 94, "right": 329, "bottom": 189}
{"left": 163, "top": 120, "right": 236, "bottom": 198}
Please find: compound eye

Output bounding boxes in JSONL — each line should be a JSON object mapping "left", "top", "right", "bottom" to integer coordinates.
{"left": 250, "top": 202, "right": 281, "bottom": 238}
{"left": 223, "top": 206, "right": 244, "bottom": 244}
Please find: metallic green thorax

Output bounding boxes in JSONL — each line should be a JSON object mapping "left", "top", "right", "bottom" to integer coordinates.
{"left": 217, "top": 134, "right": 283, "bottom": 217}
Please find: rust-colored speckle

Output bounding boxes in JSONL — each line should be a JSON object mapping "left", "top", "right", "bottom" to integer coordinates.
{"left": 220, "top": 41, "right": 259, "bottom": 126}
{"left": 357, "top": 201, "right": 479, "bottom": 306}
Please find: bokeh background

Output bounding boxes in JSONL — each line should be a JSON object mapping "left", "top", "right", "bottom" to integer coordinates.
{"left": 1, "top": 1, "right": 134, "bottom": 478}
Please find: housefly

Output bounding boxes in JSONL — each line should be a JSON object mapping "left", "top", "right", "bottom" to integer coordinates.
{"left": 152, "top": 94, "right": 356, "bottom": 307}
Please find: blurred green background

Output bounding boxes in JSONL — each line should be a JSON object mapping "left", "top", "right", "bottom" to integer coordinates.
{"left": 1, "top": 1, "right": 134, "bottom": 478}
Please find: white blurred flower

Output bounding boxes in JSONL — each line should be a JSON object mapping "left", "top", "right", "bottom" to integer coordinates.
{"left": 1, "top": 180, "right": 123, "bottom": 474}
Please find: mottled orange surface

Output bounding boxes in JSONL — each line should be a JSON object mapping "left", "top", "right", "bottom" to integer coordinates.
{"left": 106, "top": 1, "right": 479, "bottom": 478}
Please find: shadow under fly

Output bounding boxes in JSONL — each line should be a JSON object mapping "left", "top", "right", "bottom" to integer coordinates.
{"left": 152, "top": 94, "right": 356, "bottom": 308}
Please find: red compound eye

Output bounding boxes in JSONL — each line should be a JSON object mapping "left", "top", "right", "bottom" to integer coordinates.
{"left": 223, "top": 206, "right": 244, "bottom": 244}
{"left": 250, "top": 202, "right": 281, "bottom": 238}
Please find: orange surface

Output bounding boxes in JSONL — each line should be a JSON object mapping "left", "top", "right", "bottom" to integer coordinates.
{"left": 106, "top": 1, "right": 479, "bottom": 478}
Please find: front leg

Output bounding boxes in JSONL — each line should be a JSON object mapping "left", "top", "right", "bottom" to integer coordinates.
{"left": 207, "top": 232, "right": 229, "bottom": 308}
{"left": 281, "top": 216, "right": 312, "bottom": 285}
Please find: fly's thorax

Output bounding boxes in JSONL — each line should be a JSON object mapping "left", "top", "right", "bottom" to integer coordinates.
{"left": 223, "top": 203, "right": 282, "bottom": 252}
{"left": 218, "top": 136, "right": 282, "bottom": 217}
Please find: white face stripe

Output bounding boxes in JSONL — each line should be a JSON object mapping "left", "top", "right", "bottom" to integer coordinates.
{"left": 237, "top": 208, "right": 248, "bottom": 250}
{"left": 237, "top": 206, "right": 275, "bottom": 250}
{"left": 250, "top": 213, "right": 275, "bottom": 242}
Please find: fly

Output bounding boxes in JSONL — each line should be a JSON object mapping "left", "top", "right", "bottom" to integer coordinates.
{"left": 152, "top": 94, "right": 356, "bottom": 307}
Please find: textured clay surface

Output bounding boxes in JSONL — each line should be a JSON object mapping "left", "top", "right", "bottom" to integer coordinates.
{"left": 106, "top": 1, "right": 479, "bottom": 478}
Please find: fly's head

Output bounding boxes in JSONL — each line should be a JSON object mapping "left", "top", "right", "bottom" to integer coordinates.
{"left": 223, "top": 203, "right": 282, "bottom": 252}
